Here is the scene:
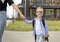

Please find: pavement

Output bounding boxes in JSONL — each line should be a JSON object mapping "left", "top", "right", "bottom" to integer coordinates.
{"left": 2, "top": 31, "right": 60, "bottom": 42}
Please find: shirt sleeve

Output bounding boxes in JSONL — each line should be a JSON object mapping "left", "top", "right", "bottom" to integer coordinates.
{"left": 7, "top": 0, "right": 14, "bottom": 6}
{"left": 45, "top": 20, "right": 49, "bottom": 36}
{"left": 24, "top": 19, "right": 33, "bottom": 24}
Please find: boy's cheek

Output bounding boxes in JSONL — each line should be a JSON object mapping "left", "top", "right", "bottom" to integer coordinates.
{"left": 36, "top": 14, "right": 43, "bottom": 17}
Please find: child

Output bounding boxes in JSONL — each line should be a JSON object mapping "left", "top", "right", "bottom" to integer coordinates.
{"left": 24, "top": 6, "right": 49, "bottom": 42}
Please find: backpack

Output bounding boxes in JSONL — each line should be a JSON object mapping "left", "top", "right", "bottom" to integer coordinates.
{"left": 32, "top": 18, "right": 49, "bottom": 42}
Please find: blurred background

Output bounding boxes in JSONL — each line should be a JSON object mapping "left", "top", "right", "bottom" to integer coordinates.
{"left": 7, "top": 0, "right": 60, "bottom": 20}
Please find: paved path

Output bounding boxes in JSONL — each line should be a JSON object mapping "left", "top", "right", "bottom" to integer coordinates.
{"left": 2, "top": 31, "right": 60, "bottom": 42}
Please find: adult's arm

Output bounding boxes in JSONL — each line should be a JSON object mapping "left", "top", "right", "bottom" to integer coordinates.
{"left": 7, "top": 0, "right": 25, "bottom": 19}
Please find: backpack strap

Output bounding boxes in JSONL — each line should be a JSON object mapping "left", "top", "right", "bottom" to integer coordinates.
{"left": 32, "top": 19, "right": 36, "bottom": 42}
{"left": 32, "top": 19, "right": 35, "bottom": 28}
{"left": 42, "top": 18, "right": 45, "bottom": 28}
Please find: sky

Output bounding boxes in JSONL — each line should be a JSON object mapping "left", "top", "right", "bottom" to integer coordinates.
{"left": 7, "top": 0, "right": 22, "bottom": 18}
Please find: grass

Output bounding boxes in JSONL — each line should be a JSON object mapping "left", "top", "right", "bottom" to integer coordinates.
{"left": 6, "top": 20, "right": 33, "bottom": 31}
{"left": 48, "top": 21, "right": 60, "bottom": 31}
{"left": 5, "top": 20, "right": 60, "bottom": 31}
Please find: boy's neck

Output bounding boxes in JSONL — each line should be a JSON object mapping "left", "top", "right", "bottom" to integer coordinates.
{"left": 37, "top": 17, "right": 42, "bottom": 20}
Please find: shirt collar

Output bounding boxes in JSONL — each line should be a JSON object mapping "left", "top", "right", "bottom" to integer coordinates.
{"left": 35, "top": 17, "right": 42, "bottom": 21}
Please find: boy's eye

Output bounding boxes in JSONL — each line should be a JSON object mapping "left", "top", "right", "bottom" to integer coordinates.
{"left": 36, "top": 11, "right": 43, "bottom": 13}
{"left": 39, "top": 11, "right": 43, "bottom": 13}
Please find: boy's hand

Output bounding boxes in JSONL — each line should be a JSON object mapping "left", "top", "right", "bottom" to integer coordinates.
{"left": 45, "top": 35, "right": 49, "bottom": 37}
{"left": 45, "top": 35, "right": 49, "bottom": 41}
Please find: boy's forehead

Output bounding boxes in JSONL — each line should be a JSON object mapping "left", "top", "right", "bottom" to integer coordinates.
{"left": 36, "top": 8, "right": 43, "bottom": 11}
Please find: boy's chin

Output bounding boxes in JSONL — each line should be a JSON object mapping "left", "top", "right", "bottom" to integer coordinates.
{"left": 38, "top": 16, "right": 42, "bottom": 18}
{"left": 38, "top": 16, "right": 42, "bottom": 17}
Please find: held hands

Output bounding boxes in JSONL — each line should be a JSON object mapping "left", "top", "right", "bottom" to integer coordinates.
{"left": 20, "top": 14, "right": 25, "bottom": 20}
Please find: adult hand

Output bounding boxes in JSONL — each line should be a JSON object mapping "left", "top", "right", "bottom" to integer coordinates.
{"left": 20, "top": 14, "right": 25, "bottom": 20}
{"left": 11, "top": 3, "right": 25, "bottom": 20}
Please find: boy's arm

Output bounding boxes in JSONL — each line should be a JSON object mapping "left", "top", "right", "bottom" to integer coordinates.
{"left": 24, "top": 19, "right": 33, "bottom": 24}
{"left": 45, "top": 20, "right": 49, "bottom": 37}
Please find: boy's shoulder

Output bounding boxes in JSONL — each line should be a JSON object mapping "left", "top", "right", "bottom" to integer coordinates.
{"left": 32, "top": 17, "right": 36, "bottom": 21}
{"left": 33, "top": 17, "right": 36, "bottom": 20}
{"left": 33, "top": 17, "right": 46, "bottom": 21}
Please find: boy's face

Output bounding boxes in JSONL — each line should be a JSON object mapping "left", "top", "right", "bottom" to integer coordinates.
{"left": 36, "top": 8, "right": 43, "bottom": 18}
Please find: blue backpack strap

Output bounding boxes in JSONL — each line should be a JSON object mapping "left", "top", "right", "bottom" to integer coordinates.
{"left": 32, "top": 19, "right": 36, "bottom": 42}
{"left": 42, "top": 18, "right": 45, "bottom": 28}
{"left": 32, "top": 19, "right": 35, "bottom": 28}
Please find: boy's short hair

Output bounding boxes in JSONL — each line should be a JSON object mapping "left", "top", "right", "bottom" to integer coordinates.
{"left": 36, "top": 6, "right": 43, "bottom": 10}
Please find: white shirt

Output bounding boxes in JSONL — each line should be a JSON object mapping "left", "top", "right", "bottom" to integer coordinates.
{"left": 1, "top": 0, "right": 5, "bottom": 3}
{"left": 35, "top": 19, "right": 43, "bottom": 35}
